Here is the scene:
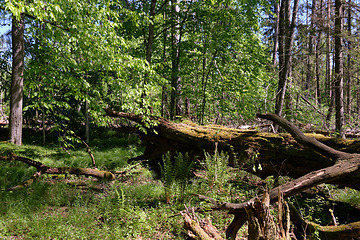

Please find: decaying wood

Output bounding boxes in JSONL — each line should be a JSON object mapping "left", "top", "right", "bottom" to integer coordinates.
{"left": 245, "top": 191, "right": 280, "bottom": 240}
{"left": 106, "top": 109, "right": 360, "bottom": 239}
{"left": 181, "top": 206, "right": 224, "bottom": 240}
{"left": 288, "top": 202, "right": 360, "bottom": 239}
{"left": 194, "top": 113, "right": 360, "bottom": 239}
{"left": 75, "top": 135, "right": 96, "bottom": 169}
{"left": 105, "top": 108, "right": 360, "bottom": 190}
{"left": 1, "top": 153, "right": 115, "bottom": 190}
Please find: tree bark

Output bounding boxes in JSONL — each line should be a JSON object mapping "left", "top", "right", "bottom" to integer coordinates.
{"left": 346, "top": 0, "right": 352, "bottom": 124}
{"left": 305, "top": 0, "right": 315, "bottom": 98}
{"left": 334, "top": 0, "right": 345, "bottom": 138}
{"left": 289, "top": 202, "right": 360, "bottom": 239}
{"left": 9, "top": 14, "right": 25, "bottom": 146}
{"left": 146, "top": 0, "right": 157, "bottom": 64}
{"left": 272, "top": 0, "right": 280, "bottom": 66}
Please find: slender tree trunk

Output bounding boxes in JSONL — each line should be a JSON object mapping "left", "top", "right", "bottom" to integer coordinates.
{"left": 272, "top": 0, "right": 280, "bottom": 66}
{"left": 85, "top": 99, "right": 90, "bottom": 143}
{"left": 334, "top": 0, "right": 345, "bottom": 138}
{"left": 357, "top": 75, "right": 360, "bottom": 118}
{"left": 170, "top": 0, "right": 182, "bottom": 119}
{"left": 200, "top": 44, "right": 207, "bottom": 125}
{"left": 315, "top": 0, "right": 322, "bottom": 105}
{"left": 346, "top": 0, "right": 352, "bottom": 124}
{"left": 275, "top": 0, "right": 299, "bottom": 120}
{"left": 325, "top": 0, "right": 332, "bottom": 107}
{"left": 161, "top": 11, "right": 169, "bottom": 119}
{"left": 146, "top": 0, "right": 157, "bottom": 64}
{"left": 305, "top": 0, "right": 315, "bottom": 98}
{"left": 9, "top": 14, "right": 25, "bottom": 146}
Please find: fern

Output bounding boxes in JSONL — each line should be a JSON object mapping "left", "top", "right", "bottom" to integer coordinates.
{"left": 159, "top": 152, "right": 176, "bottom": 203}
{"left": 203, "top": 146, "right": 229, "bottom": 192}
{"left": 160, "top": 151, "right": 194, "bottom": 203}
{"left": 175, "top": 152, "right": 194, "bottom": 199}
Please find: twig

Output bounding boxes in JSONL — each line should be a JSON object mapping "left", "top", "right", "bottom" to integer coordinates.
{"left": 75, "top": 136, "right": 96, "bottom": 169}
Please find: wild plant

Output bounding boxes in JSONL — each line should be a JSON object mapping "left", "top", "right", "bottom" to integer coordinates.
{"left": 174, "top": 152, "right": 193, "bottom": 199}
{"left": 160, "top": 152, "right": 177, "bottom": 203}
{"left": 159, "top": 151, "right": 194, "bottom": 203}
{"left": 202, "top": 144, "right": 229, "bottom": 192}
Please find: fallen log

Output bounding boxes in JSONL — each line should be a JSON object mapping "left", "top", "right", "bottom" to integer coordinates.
{"left": 105, "top": 109, "right": 360, "bottom": 239}
{"left": 1, "top": 153, "right": 115, "bottom": 190}
{"left": 288, "top": 202, "right": 360, "bottom": 239}
{"left": 105, "top": 108, "right": 360, "bottom": 190}
{"left": 193, "top": 113, "right": 360, "bottom": 239}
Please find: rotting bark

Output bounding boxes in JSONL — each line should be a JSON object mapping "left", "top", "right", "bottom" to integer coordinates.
{"left": 1, "top": 153, "right": 115, "bottom": 190}
{"left": 105, "top": 108, "right": 360, "bottom": 190}
{"left": 181, "top": 206, "right": 224, "bottom": 240}
{"left": 245, "top": 191, "right": 284, "bottom": 240}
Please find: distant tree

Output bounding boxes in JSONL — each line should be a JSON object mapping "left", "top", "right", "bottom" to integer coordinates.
{"left": 275, "top": 0, "right": 299, "bottom": 120}
{"left": 334, "top": 0, "right": 344, "bottom": 138}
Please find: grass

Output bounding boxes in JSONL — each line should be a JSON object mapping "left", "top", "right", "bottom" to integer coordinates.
{"left": 1, "top": 129, "right": 360, "bottom": 239}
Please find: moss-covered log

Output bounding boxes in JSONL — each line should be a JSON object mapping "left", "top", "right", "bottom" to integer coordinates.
{"left": 1, "top": 154, "right": 115, "bottom": 190}
{"left": 106, "top": 110, "right": 360, "bottom": 239}
{"left": 105, "top": 109, "right": 360, "bottom": 190}
{"left": 289, "top": 202, "right": 360, "bottom": 239}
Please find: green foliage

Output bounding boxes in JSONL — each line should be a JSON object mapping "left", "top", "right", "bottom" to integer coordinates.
{"left": 202, "top": 147, "right": 229, "bottom": 192}
{"left": 0, "top": 138, "right": 187, "bottom": 239}
{"left": 330, "top": 187, "right": 360, "bottom": 208}
{"left": 159, "top": 151, "right": 194, "bottom": 203}
{"left": 3, "top": 136, "right": 356, "bottom": 239}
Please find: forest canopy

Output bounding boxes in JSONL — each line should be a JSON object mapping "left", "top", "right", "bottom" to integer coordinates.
{"left": 2, "top": 1, "right": 360, "bottom": 239}
{"left": 1, "top": 0, "right": 274, "bottom": 143}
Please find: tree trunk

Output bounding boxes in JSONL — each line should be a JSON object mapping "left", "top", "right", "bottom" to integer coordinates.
{"left": 275, "top": 0, "right": 299, "bottom": 120}
{"left": 1, "top": 153, "right": 115, "bottom": 190}
{"left": 170, "top": 0, "right": 182, "bottom": 120}
{"left": 325, "top": 0, "right": 333, "bottom": 124}
{"left": 305, "top": 0, "right": 315, "bottom": 98}
{"left": 346, "top": 0, "right": 352, "bottom": 124}
{"left": 272, "top": 0, "right": 279, "bottom": 66}
{"left": 334, "top": 0, "right": 345, "bottom": 138}
{"left": 161, "top": 11, "right": 170, "bottom": 119}
{"left": 146, "top": 0, "right": 157, "bottom": 64}
{"left": 315, "top": 0, "right": 322, "bottom": 106}
{"left": 195, "top": 113, "right": 360, "bottom": 240}
{"left": 9, "top": 14, "right": 25, "bottom": 146}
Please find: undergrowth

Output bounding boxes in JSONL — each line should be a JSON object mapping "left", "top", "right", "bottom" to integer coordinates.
{"left": 1, "top": 131, "right": 360, "bottom": 239}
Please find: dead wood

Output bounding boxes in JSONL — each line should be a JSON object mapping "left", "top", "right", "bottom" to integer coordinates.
{"left": 105, "top": 109, "right": 360, "bottom": 239}
{"left": 181, "top": 206, "right": 224, "bottom": 240}
{"left": 105, "top": 108, "right": 360, "bottom": 190}
{"left": 192, "top": 113, "right": 360, "bottom": 239}
{"left": 288, "top": 202, "right": 360, "bottom": 239}
{"left": 1, "top": 153, "right": 115, "bottom": 190}
{"left": 245, "top": 191, "right": 281, "bottom": 240}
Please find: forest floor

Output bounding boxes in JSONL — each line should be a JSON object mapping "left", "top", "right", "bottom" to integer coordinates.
{"left": 1, "top": 128, "right": 360, "bottom": 239}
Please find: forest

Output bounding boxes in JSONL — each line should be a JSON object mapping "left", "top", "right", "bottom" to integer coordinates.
{"left": 1, "top": 0, "right": 360, "bottom": 239}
